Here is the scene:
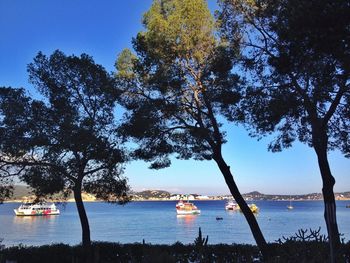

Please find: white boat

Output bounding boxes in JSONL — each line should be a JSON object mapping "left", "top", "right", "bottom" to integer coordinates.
{"left": 14, "top": 202, "right": 60, "bottom": 216}
{"left": 176, "top": 200, "right": 184, "bottom": 209}
{"left": 176, "top": 201, "right": 200, "bottom": 215}
{"left": 225, "top": 200, "right": 239, "bottom": 211}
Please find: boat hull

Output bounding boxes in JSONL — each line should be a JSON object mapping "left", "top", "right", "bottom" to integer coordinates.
{"left": 14, "top": 209, "right": 60, "bottom": 216}
{"left": 176, "top": 209, "right": 201, "bottom": 215}
{"left": 225, "top": 205, "right": 239, "bottom": 211}
{"left": 237, "top": 204, "right": 259, "bottom": 213}
{"left": 248, "top": 204, "right": 259, "bottom": 213}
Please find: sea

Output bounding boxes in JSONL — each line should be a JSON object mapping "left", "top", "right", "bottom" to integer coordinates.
{"left": 0, "top": 200, "right": 349, "bottom": 247}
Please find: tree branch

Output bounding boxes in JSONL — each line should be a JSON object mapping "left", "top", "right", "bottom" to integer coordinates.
{"left": 323, "top": 85, "right": 346, "bottom": 127}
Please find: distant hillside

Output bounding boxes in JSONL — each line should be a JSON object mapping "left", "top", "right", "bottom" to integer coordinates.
{"left": 11, "top": 185, "right": 32, "bottom": 199}
{"left": 6, "top": 185, "right": 95, "bottom": 202}
{"left": 241, "top": 191, "right": 350, "bottom": 201}
{"left": 133, "top": 190, "right": 171, "bottom": 199}
{"left": 6, "top": 185, "right": 350, "bottom": 201}
{"left": 7, "top": 186, "right": 172, "bottom": 201}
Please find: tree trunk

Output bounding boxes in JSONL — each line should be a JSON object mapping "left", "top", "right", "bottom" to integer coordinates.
{"left": 314, "top": 144, "right": 341, "bottom": 263}
{"left": 73, "top": 180, "right": 92, "bottom": 261}
{"left": 213, "top": 152, "right": 269, "bottom": 260}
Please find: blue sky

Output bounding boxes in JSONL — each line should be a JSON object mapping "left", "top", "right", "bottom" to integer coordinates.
{"left": 0, "top": 0, "right": 349, "bottom": 195}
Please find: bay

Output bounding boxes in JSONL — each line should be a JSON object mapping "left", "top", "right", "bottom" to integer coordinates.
{"left": 0, "top": 200, "right": 349, "bottom": 247}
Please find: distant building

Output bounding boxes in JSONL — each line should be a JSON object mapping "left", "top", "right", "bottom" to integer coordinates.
{"left": 196, "top": 195, "right": 209, "bottom": 200}
{"left": 188, "top": 195, "right": 195, "bottom": 200}
{"left": 169, "top": 195, "right": 180, "bottom": 200}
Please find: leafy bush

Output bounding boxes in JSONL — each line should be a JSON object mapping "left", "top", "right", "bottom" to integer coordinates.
{"left": 268, "top": 228, "right": 350, "bottom": 263}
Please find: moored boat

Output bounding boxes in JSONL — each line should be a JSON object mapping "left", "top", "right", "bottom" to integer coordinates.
{"left": 14, "top": 202, "right": 60, "bottom": 216}
{"left": 225, "top": 200, "right": 239, "bottom": 211}
{"left": 176, "top": 201, "right": 200, "bottom": 215}
{"left": 176, "top": 200, "right": 184, "bottom": 209}
{"left": 248, "top": 204, "right": 259, "bottom": 213}
{"left": 238, "top": 203, "right": 259, "bottom": 213}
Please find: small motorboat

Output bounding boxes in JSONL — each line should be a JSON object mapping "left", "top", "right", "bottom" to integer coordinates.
{"left": 239, "top": 203, "right": 259, "bottom": 213}
{"left": 248, "top": 204, "right": 259, "bottom": 213}
{"left": 216, "top": 216, "right": 223, "bottom": 220}
{"left": 225, "top": 200, "right": 239, "bottom": 211}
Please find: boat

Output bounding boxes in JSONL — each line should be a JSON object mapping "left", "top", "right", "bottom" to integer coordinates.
{"left": 176, "top": 200, "right": 184, "bottom": 209}
{"left": 346, "top": 205, "right": 350, "bottom": 208}
{"left": 236, "top": 203, "right": 259, "bottom": 213}
{"left": 176, "top": 201, "right": 200, "bottom": 215}
{"left": 216, "top": 216, "right": 223, "bottom": 220}
{"left": 14, "top": 202, "right": 60, "bottom": 216}
{"left": 287, "top": 197, "right": 294, "bottom": 210}
{"left": 248, "top": 204, "right": 259, "bottom": 213}
{"left": 225, "top": 200, "right": 239, "bottom": 211}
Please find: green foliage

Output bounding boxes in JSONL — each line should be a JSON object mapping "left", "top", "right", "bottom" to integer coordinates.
{"left": 193, "top": 227, "right": 209, "bottom": 247}
{"left": 0, "top": 184, "right": 13, "bottom": 204}
{"left": 0, "top": 87, "right": 32, "bottom": 157}
{"left": 276, "top": 227, "right": 328, "bottom": 244}
{"left": 117, "top": 0, "right": 267, "bottom": 255}
{"left": 0, "top": 51, "right": 130, "bottom": 247}
{"left": 0, "top": 87, "right": 32, "bottom": 203}
{"left": 191, "top": 227, "right": 209, "bottom": 262}
{"left": 117, "top": 0, "right": 240, "bottom": 168}
{"left": 218, "top": 0, "right": 350, "bottom": 155}
{"left": 141, "top": 0, "right": 215, "bottom": 65}
{"left": 0, "top": 242, "right": 260, "bottom": 263}
{"left": 115, "top": 48, "right": 137, "bottom": 79}
{"left": 3, "top": 240, "right": 349, "bottom": 262}
{"left": 0, "top": 244, "right": 75, "bottom": 263}
{"left": 268, "top": 228, "right": 350, "bottom": 263}
{"left": 218, "top": 1, "right": 349, "bottom": 258}
{"left": 84, "top": 173, "right": 130, "bottom": 204}
{"left": 0, "top": 50, "right": 130, "bottom": 202}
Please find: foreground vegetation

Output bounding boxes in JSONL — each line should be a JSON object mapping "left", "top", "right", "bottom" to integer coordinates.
{"left": 1, "top": 240, "right": 350, "bottom": 263}
{"left": 1, "top": 228, "right": 350, "bottom": 263}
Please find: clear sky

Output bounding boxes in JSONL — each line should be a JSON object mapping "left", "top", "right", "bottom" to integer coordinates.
{"left": 0, "top": 0, "right": 349, "bottom": 195}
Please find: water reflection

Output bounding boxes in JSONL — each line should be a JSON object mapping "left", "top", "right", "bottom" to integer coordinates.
{"left": 13, "top": 215, "right": 58, "bottom": 233}
{"left": 176, "top": 214, "right": 199, "bottom": 225}
{"left": 13, "top": 215, "right": 58, "bottom": 224}
{"left": 9, "top": 215, "right": 59, "bottom": 245}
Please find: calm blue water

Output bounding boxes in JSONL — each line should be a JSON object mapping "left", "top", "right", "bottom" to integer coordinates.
{"left": 0, "top": 201, "right": 349, "bottom": 247}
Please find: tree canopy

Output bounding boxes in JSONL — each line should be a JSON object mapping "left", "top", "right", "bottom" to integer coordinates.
{"left": 0, "top": 87, "right": 32, "bottom": 203}
{"left": 218, "top": 0, "right": 350, "bottom": 260}
{"left": 116, "top": 0, "right": 269, "bottom": 258}
{"left": 119, "top": 0, "right": 240, "bottom": 167}
{"left": 219, "top": 0, "right": 350, "bottom": 153}
{"left": 0, "top": 50, "right": 130, "bottom": 249}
